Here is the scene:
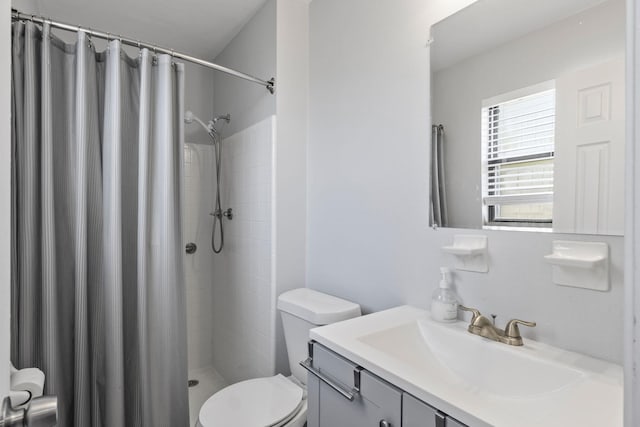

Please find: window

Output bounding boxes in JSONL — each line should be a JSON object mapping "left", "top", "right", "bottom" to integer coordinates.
{"left": 482, "top": 84, "right": 555, "bottom": 228}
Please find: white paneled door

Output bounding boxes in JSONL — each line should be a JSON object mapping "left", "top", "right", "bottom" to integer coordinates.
{"left": 554, "top": 56, "right": 625, "bottom": 235}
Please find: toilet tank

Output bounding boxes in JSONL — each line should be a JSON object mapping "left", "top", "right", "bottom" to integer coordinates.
{"left": 277, "top": 289, "right": 361, "bottom": 385}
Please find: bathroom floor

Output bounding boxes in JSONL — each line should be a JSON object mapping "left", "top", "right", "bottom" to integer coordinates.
{"left": 188, "top": 366, "right": 228, "bottom": 427}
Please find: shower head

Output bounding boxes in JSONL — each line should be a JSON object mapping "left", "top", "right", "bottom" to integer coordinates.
{"left": 184, "top": 110, "right": 214, "bottom": 134}
{"left": 212, "top": 114, "right": 231, "bottom": 125}
{"left": 184, "top": 111, "right": 231, "bottom": 136}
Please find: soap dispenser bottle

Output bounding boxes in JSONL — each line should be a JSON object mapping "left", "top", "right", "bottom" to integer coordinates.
{"left": 431, "top": 267, "right": 458, "bottom": 322}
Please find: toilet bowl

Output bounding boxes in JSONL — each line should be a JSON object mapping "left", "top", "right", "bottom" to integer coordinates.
{"left": 196, "top": 288, "right": 361, "bottom": 427}
{"left": 197, "top": 374, "right": 307, "bottom": 427}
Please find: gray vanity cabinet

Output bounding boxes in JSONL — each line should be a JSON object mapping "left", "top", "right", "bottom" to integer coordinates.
{"left": 306, "top": 343, "right": 402, "bottom": 427}
{"left": 306, "top": 342, "right": 470, "bottom": 427}
{"left": 403, "top": 393, "right": 467, "bottom": 427}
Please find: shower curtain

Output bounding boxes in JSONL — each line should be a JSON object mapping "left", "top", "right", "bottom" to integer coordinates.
{"left": 11, "top": 21, "right": 189, "bottom": 427}
{"left": 430, "top": 124, "right": 448, "bottom": 227}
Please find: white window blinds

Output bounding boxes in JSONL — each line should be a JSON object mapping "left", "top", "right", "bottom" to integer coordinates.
{"left": 482, "top": 88, "right": 556, "bottom": 217}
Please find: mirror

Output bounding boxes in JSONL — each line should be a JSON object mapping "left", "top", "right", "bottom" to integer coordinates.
{"left": 430, "top": 0, "right": 625, "bottom": 235}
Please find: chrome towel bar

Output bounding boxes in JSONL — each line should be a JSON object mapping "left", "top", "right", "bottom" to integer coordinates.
{"left": 299, "top": 341, "right": 362, "bottom": 401}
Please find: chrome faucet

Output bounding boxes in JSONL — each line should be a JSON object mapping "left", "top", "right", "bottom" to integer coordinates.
{"left": 459, "top": 305, "right": 536, "bottom": 346}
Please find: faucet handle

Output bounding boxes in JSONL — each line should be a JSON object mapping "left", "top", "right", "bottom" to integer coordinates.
{"left": 459, "top": 305, "right": 481, "bottom": 322}
{"left": 504, "top": 319, "right": 537, "bottom": 338}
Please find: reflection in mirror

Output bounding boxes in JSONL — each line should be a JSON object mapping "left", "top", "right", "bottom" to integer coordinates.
{"left": 430, "top": 0, "right": 625, "bottom": 235}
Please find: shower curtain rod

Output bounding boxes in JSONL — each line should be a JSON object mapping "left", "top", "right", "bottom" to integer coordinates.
{"left": 11, "top": 9, "right": 276, "bottom": 94}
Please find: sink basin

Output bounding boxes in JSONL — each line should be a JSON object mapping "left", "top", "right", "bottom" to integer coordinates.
{"left": 310, "top": 305, "right": 622, "bottom": 427}
{"left": 358, "top": 317, "right": 585, "bottom": 398}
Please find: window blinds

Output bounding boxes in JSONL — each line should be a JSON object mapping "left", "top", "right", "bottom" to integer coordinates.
{"left": 483, "top": 89, "right": 555, "bottom": 207}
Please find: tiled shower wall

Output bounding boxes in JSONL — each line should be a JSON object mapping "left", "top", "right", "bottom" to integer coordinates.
{"left": 183, "top": 143, "right": 216, "bottom": 371}
{"left": 211, "top": 116, "right": 276, "bottom": 384}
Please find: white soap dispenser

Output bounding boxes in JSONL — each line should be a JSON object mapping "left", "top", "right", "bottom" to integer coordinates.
{"left": 431, "top": 267, "right": 458, "bottom": 322}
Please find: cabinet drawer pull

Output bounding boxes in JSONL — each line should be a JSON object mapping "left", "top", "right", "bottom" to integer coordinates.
{"left": 379, "top": 421, "right": 391, "bottom": 427}
{"left": 300, "top": 358, "right": 360, "bottom": 401}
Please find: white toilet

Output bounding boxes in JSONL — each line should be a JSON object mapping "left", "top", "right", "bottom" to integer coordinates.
{"left": 197, "top": 288, "right": 361, "bottom": 427}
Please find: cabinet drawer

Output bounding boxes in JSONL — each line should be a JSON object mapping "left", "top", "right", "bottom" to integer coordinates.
{"left": 403, "top": 393, "right": 468, "bottom": 427}
{"left": 403, "top": 393, "right": 438, "bottom": 427}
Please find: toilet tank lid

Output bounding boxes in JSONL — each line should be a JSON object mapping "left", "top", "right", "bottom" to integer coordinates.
{"left": 277, "top": 288, "right": 361, "bottom": 325}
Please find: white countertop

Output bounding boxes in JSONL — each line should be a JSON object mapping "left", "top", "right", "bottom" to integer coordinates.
{"left": 309, "top": 305, "right": 623, "bottom": 427}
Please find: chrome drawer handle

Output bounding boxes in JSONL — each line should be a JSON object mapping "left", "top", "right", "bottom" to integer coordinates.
{"left": 300, "top": 358, "right": 360, "bottom": 401}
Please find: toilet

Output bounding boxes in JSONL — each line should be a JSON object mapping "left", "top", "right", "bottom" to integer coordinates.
{"left": 197, "top": 288, "right": 361, "bottom": 427}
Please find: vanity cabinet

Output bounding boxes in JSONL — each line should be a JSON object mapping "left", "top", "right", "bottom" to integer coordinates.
{"left": 403, "top": 393, "right": 466, "bottom": 427}
{"left": 306, "top": 342, "right": 468, "bottom": 427}
{"left": 306, "top": 343, "right": 402, "bottom": 427}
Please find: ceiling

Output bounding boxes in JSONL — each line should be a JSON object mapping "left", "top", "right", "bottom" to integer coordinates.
{"left": 431, "top": 0, "right": 611, "bottom": 71}
{"left": 12, "top": 0, "right": 270, "bottom": 59}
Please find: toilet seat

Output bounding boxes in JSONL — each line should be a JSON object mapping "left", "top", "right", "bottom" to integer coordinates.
{"left": 198, "top": 374, "right": 305, "bottom": 427}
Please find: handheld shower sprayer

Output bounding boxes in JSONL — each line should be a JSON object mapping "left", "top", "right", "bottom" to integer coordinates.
{"left": 185, "top": 110, "right": 214, "bottom": 133}
{"left": 184, "top": 111, "right": 231, "bottom": 135}
{"left": 183, "top": 109, "right": 231, "bottom": 254}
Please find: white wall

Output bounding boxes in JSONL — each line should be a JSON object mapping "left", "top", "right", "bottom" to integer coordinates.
{"left": 211, "top": 117, "right": 275, "bottom": 383}
{"left": 11, "top": 0, "right": 37, "bottom": 14}
{"left": 184, "top": 63, "right": 215, "bottom": 144}
{"left": 272, "top": 0, "right": 309, "bottom": 375}
{"left": 213, "top": 0, "right": 276, "bottom": 137}
{"left": 183, "top": 143, "right": 216, "bottom": 371}
{"left": 1, "top": 0, "right": 11, "bottom": 397}
{"left": 181, "top": 61, "right": 217, "bottom": 374}
{"left": 182, "top": 61, "right": 217, "bottom": 374}
{"left": 625, "top": 1, "right": 640, "bottom": 424}
{"left": 210, "top": 0, "right": 308, "bottom": 377}
{"left": 433, "top": 0, "right": 625, "bottom": 229}
{"left": 307, "top": 0, "right": 624, "bottom": 364}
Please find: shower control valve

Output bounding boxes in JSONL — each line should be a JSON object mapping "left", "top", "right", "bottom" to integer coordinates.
{"left": 185, "top": 243, "right": 197, "bottom": 254}
{"left": 211, "top": 208, "right": 233, "bottom": 220}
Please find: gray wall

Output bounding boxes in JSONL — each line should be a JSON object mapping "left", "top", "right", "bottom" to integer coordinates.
{"left": 213, "top": 0, "right": 276, "bottom": 136}
{"left": 307, "top": 0, "right": 624, "bottom": 364}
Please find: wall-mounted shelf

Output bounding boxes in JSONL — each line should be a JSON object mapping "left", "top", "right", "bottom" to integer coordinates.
{"left": 545, "top": 240, "right": 609, "bottom": 291}
{"left": 442, "top": 246, "right": 485, "bottom": 256}
{"left": 442, "top": 235, "right": 488, "bottom": 273}
{"left": 543, "top": 253, "right": 606, "bottom": 269}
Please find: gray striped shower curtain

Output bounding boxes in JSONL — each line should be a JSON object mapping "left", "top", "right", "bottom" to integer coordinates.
{"left": 431, "top": 124, "right": 447, "bottom": 228}
{"left": 11, "top": 21, "right": 189, "bottom": 427}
